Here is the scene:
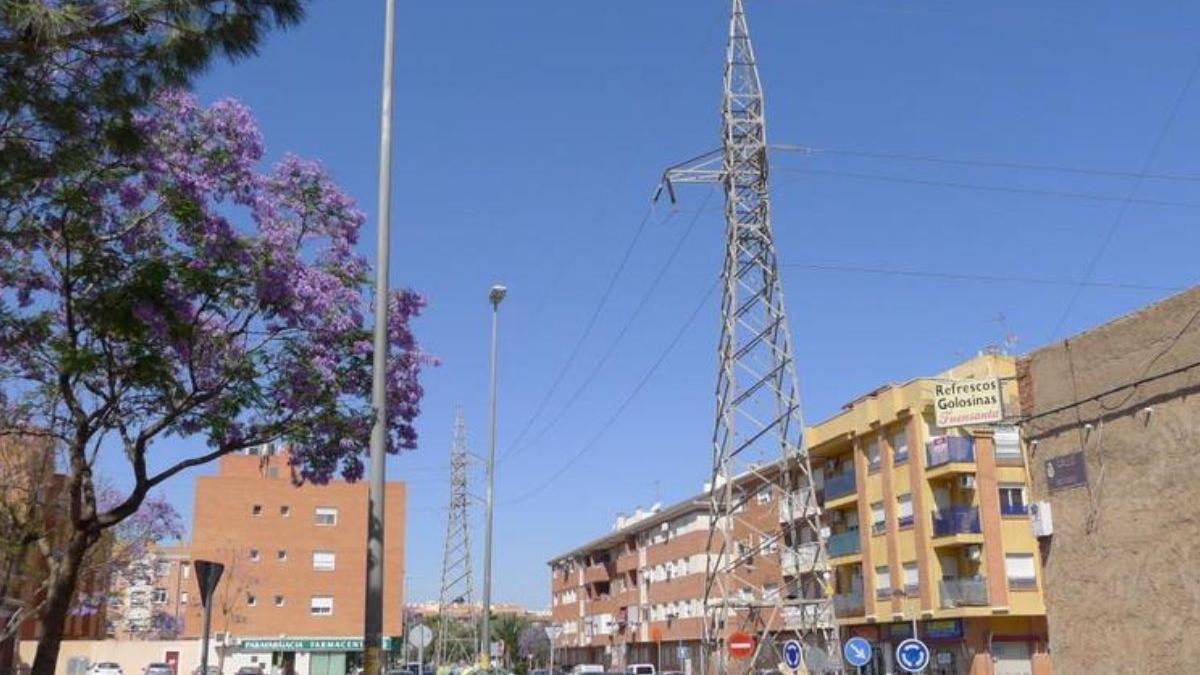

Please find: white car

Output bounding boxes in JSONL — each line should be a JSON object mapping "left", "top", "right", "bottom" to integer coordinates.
{"left": 89, "top": 663, "right": 124, "bottom": 675}
{"left": 626, "top": 665, "right": 655, "bottom": 675}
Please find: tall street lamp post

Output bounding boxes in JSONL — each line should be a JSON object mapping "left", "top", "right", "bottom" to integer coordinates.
{"left": 480, "top": 284, "right": 506, "bottom": 668}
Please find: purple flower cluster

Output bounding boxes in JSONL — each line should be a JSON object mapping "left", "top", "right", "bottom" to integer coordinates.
{"left": 0, "top": 90, "right": 432, "bottom": 485}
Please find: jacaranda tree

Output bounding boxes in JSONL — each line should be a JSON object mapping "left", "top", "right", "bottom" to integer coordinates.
{"left": 0, "top": 90, "right": 430, "bottom": 674}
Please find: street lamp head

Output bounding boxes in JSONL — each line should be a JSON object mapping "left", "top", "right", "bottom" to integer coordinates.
{"left": 489, "top": 285, "right": 507, "bottom": 307}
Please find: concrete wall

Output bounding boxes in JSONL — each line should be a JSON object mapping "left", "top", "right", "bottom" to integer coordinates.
{"left": 1019, "top": 287, "right": 1200, "bottom": 675}
{"left": 17, "top": 639, "right": 218, "bottom": 675}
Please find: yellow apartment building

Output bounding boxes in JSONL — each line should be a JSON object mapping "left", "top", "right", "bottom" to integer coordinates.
{"left": 808, "top": 354, "right": 1050, "bottom": 675}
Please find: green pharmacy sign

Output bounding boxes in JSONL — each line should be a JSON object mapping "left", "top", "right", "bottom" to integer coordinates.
{"left": 237, "top": 637, "right": 403, "bottom": 652}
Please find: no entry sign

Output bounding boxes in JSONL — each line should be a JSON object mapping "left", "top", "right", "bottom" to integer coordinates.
{"left": 728, "top": 632, "right": 755, "bottom": 659}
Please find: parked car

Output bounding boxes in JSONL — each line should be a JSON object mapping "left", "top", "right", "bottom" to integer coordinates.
{"left": 88, "top": 663, "right": 124, "bottom": 675}
{"left": 235, "top": 667, "right": 265, "bottom": 675}
{"left": 573, "top": 666, "right": 603, "bottom": 675}
{"left": 143, "top": 664, "right": 174, "bottom": 675}
{"left": 191, "top": 668, "right": 220, "bottom": 675}
{"left": 626, "top": 664, "right": 656, "bottom": 675}
{"left": 386, "top": 669, "right": 416, "bottom": 675}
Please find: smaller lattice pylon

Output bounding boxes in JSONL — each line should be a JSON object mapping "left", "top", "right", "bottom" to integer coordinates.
{"left": 435, "top": 407, "right": 478, "bottom": 666}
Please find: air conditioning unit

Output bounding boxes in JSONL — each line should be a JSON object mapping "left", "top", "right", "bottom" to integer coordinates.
{"left": 959, "top": 475, "right": 977, "bottom": 490}
{"left": 965, "top": 545, "right": 982, "bottom": 562}
{"left": 1030, "top": 501, "right": 1053, "bottom": 538}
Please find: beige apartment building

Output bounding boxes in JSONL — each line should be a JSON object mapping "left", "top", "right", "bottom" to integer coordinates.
{"left": 549, "top": 354, "right": 1051, "bottom": 675}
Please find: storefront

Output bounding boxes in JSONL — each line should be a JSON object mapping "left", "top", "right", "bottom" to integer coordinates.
{"left": 234, "top": 637, "right": 402, "bottom": 675}
{"left": 844, "top": 618, "right": 1048, "bottom": 675}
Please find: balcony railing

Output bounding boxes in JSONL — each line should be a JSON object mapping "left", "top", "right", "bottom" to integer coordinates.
{"left": 778, "top": 491, "right": 818, "bottom": 522}
{"left": 926, "top": 436, "right": 975, "bottom": 468}
{"left": 833, "top": 592, "right": 865, "bottom": 617}
{"left": 781, "top": 543, "right": 827, "bottom": 574}
{"left": 824, "top": 472, "right": 857, "bottom": 501}
{"left": 1000, "top": 502, "right": 1029, "bottom": 517}
{"left": 932, "top": 507, "right": 981, "bottom": 537}
{"left": 783, "top": 603, "right": 835, "bottom": 628}
{"left": 827, "top": 530, "right": 861, "bottom": 558}
{"left": 939, "top": 577, "right": 989, "bottom": 608}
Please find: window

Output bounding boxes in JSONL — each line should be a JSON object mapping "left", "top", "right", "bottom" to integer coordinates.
{"left": 994, "top": 426, "right": 1023, "bottom": 463}
{"left": 903, "top": 562, "right": 919, "bottom": 593}
{"left": 246, "top": 593, "right": 257, "bottom": 607}
{"left": 311, "top": 596, "right": 334, "bottom": 616}
{"left": 181, "top": 562, "right": 190, "bottom": 579}
{"left": 249, "top": 549, "right": 261, "bottom": 562}
{"left": 892, "top": 429, "right": 909, "bottom": 464}
{"left": 1006, "top": 554, "right": 1037, "bottom": 589}
{"left": 315, "top": 507, "right": 338, "bottom": 526}
{"left": 280, "top": 505, "right": 291, "bottom": 517}
{"left": 152, "top": 588, "right": 167, "bottom": 604}
{"left": 313, "top": 551, "right": 336, "bottom": 571}
{"left": 251, "top": 504, "right": 263, "bottom": 517}
{"left": 867, "top": 439, "right": 881, "bottom": 472}
{"left": 274, "top": 595, "right": 285, "bottom": 607}
{"left": 896, "top": 494, "right": 914, "bottom": 528}
{"left": 875, "top": 566, "right": 891, "bottom": 598}
{"left": 180, "top": 592, "right": 189, "bottom": 605}
{"left": 871, "top": 502, "right": 886, "bottom": 535}
{"left": 277, "top": 549, "right": 288, "bottom": 562}
{"left": 155, "top": 561, "right": 170, "bottom": 577}
{"left": 756, "top": 487, "right": 771, "bottom": 505}
{"left": 999, "top": 484, "right": 1028, "bottom": 516}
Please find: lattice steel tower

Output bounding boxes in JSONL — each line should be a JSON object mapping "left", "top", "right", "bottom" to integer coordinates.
{"left": 660, "top": 0, "right": 840, "bottom": 672}
{"left": 435, "top": 407, "right": 477, "bottom": 666}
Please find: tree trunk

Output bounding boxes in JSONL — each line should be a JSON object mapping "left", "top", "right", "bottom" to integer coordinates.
{"left": 30, "top": 532, "right": 90, "bottom": 675}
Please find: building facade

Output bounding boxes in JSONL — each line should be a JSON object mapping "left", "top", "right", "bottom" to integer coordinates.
{"left": 549, "top": 354, "right": 1051, "bottom": 675}
{"left": 1018, "top": 287, "right": 1200, "bottom": 674}
{"left": 179, "top": 446, "right": 407, "bottom": 675}
{"left": 809, "top": 354, "right": 1049, "bottom": 675}
{"left": 107, "top": 544, "right": 191, "bottom": 640}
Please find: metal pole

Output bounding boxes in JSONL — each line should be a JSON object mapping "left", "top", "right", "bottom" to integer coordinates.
{"left": 549, "top": 634, "right": 555, "bottom": 675}
{"left": 364, "top": 0, "right": 397, "bottom": 672}
{"left": 199, "top": 598, "right": 214, "bottom": 675}
{"left": 480, "top": 285, "right": 507, "bottom": 668}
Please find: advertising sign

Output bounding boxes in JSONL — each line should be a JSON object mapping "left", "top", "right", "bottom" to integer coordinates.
{"left": 933, "top": 379, "right": 1003, "bottom": 428}
{"left": 1046, "top": 451, "right": 1089, "bottom": 492}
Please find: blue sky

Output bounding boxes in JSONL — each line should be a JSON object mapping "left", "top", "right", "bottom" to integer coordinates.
{"left": 104, "top": 0, "right": 1200, "bottom": 608}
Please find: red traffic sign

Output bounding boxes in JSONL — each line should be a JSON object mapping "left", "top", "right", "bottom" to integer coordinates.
{"left": 728, "top": 632, "right": 755, "bottom": 659}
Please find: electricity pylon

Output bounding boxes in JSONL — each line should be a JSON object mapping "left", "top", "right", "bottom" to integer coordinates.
{"left": 435, "top": 407, "right": 477, "bottom": 666}
{"left": 659, "top": 1, "right": 840, "bottom": 673}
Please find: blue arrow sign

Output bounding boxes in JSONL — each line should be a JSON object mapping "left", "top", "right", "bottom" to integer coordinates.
{"left": 782, "top": 640, "right": 803, "bottom": 670}
{"left": 895, "top": 638, "right": 930, "bottom": 673}
{"left": 842, "top": 637, "right": 872, "bottom": 668}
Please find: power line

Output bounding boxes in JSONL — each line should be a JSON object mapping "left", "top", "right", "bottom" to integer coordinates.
{"left": 773, "top": 144, "right": 1200, "bottom": 183}
{"left": 781, "top": 262, "right": 1184, "bottom": 292}
{"left": 498, "top": 187, "right": 716, "bottom": 466}
{"left": 772, "top": 166, "right": 1200, "bottom": 209}
{"left": 501, "top": 203, "right": 666, "bottom": 459}
{"left": 1049, "top": 49, "right": 1200, "bottom": 339}
{"left": 501, "top": 276, "right": 719, "bottom": 506}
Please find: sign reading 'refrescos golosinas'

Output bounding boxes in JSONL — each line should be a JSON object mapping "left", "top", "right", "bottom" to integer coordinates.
{"left": 933, "top": 378, "right": 1003, "bottom": 428}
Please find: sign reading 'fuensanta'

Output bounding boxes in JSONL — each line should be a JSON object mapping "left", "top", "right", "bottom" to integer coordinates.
{"left": 933, "top": 378, "right": 1003, "bottom": 428}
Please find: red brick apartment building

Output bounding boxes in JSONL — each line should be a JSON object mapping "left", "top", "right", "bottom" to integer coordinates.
{"left": 176, "top": 445, "right": 407, "bottom": 675}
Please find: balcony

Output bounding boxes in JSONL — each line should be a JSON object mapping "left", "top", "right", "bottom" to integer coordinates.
{"left": 824, "top": 472, "right": 857, "bottom": 503}
{"left": 926, "top": 436, "right": 975, "bottom": 469}
{"left": 584, "top": 563, "right": 612, "bottom": 584}
{"left": 932, "top": 507, "right": 981, "bottom": 538}
{"left": 827, "top": 530, "right": 861, "bottom": 559}
{"left": 939, "top": 578, "right": 989, "bottom": 608}
{"left": 783, "top": 603, "right": 835, "bottom": 629}
{"left": 778, "top": 491, "right": 818, "bottom": 522}
{"left": 833, "top": 592, "right": 865, "bottom": 617}
{"left": 781, "top": 543, "right": 828, "bottom": 574}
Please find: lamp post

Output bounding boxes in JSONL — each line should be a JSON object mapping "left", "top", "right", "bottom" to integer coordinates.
{"left": 480, "top": 284, "right": 506, "bottom": 669}
{"left": 364, "top": 0, "right": 398, "bottom": 672}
